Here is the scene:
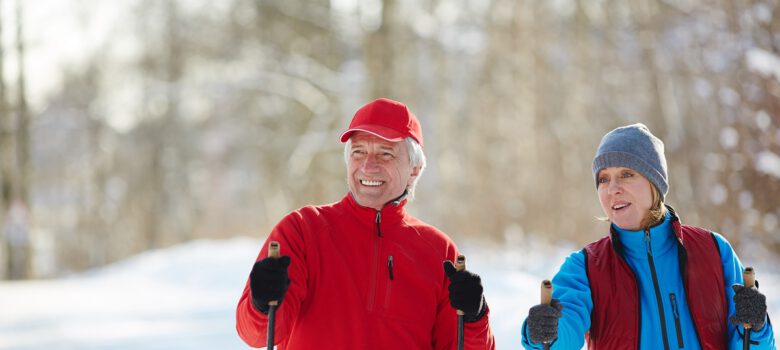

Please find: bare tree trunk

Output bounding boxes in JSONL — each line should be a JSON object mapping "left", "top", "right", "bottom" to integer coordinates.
{"left": 8, "top": 0, "right": 30, "bottom": 279}
{"left": 0, "top": 0, "right": 12, "bottom": 280}
{"left": 364, "top": 0, "right": 394, "bottom": 99}
{"left": 163, "top": 0, "right": 188, "bottom": 244}
{"left": 0, "top": 0, "right": 10, "bottom": 209}
{"left": 14, "top": 0, "right": 28, "bottom": 206}
{"left": 140, "top": 0, "right": 187, "bottom": 250}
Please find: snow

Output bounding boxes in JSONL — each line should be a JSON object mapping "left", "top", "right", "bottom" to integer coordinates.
{"left": 1, "top": 237, "right": 778, "bottom": 349}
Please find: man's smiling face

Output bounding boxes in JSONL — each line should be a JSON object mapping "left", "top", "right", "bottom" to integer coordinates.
{"left": 346, "top": 132, "right": 420, "bottom": 210}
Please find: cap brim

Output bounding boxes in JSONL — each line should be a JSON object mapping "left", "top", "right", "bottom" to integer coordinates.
{"left": 340, "top": 125, "right": 406, "bottom": 143}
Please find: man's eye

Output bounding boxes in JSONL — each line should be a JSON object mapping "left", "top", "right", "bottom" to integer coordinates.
{"left": 622, "top": 172, "right": 633, "bottom": 178}
{"left": 598, "top": 177, "right": 608, "bottom": 184}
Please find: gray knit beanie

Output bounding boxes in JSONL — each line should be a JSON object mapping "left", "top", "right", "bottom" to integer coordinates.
{"left": 592, "top": 123, "right": 668, "bottom": 200}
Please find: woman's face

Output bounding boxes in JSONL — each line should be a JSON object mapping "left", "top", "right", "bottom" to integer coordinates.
{"left": 597, "top": 167, "right": 654, "bottom": 231}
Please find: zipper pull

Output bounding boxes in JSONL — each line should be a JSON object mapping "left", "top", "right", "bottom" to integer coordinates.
{"left": 644, "top": 229, "right": 652, "bottom": 256}
{"left": 375, "top": 211, "right": 382, "bottom": 237}
{"left": 670, "top": 293, "right": 679, "bottom": 319}
{"left": 388, "top": 255, "right": 394, "bottom": 280}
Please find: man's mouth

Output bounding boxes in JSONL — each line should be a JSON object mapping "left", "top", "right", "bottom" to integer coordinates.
{"left": 360, "top": 180, "right": 384, "bottom": 187}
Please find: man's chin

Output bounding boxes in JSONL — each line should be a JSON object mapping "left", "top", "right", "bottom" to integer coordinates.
{"left": 352, "top": 194, "right": 386, "bottom": 208}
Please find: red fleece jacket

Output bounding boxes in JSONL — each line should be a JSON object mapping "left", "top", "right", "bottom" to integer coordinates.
{"left": 236, "top": 194, "right": 495, "bottom": 349}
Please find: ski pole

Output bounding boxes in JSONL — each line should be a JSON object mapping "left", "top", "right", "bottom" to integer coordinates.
{"left": 267, "top": 241, "right": 281, "bottom": 350}
{"left": 455, "top": 255, "right": 466, "bottom": 350}
{"left": 743, "top": 267, "right": 755, "bottom": 350}
{"left": 541, "top": 280, "right": 553, "bottom": 350}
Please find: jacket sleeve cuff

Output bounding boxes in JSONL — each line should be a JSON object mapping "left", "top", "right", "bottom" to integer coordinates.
{"left": 465, "top": 295, "right": 487, "bottom": 323}
{"left": 521, "top": 320, "right": 546, "bottom": 349}
{"left": 252, "top": 298, "right": 270, "bottom": 314}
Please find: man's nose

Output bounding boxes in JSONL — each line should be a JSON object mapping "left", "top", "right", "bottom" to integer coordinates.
{"left": 361, "top": 155, "right": 380, "bottom": 172}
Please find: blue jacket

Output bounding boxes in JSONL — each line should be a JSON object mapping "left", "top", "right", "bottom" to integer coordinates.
{"left": 522, "top": 212, "right": 775, "bottom": 349}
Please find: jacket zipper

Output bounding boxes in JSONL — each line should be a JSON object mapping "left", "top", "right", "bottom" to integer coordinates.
{"left": 669, "top": 293, "right": 684, "bottom": 348}
{"left": 645, "top": 229, "right": 671, "bottom": 350}
{"left": 375, "top": 211, "right": 382, "bottom": 237}
{"left": 367, "top": 210, "right": 382, "bottom": 311}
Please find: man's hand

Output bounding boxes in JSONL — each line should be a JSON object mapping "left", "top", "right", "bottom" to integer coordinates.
{"left": 526, "top": 299, "right": 563, "bottom": 344}
{"left": 443, "top": 260, "right": 486, "bottom": 322}
{"left": 249, "top": 255, "right": 291, "bottom": 314}
{"left": 730, "top": 283, "right": 767, "bottom": 331}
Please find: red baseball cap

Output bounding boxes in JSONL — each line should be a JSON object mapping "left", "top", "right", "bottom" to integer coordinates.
{"left": 340, "top": 98, "right": 424, "bottom": 148}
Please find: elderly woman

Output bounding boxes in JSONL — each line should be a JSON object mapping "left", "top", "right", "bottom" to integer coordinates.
{"left": 521, "top": 124, "right": 775, "bottom": 349}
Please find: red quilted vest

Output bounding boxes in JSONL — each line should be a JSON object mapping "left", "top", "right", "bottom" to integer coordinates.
{"left": 583, "top": 213, "right": 728, "bottom": 349}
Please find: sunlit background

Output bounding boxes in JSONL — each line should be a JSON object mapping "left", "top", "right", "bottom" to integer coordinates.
{"left": 1, "top": 0, "right": 779, "bottom": 348}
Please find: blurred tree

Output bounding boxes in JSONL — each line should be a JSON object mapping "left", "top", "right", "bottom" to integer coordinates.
{"left": 0, "top": 0, "right": 12, "bottom": 279}
{"left": 0, "top": 0, "right": 32, "bottom": 279}
{"left": 13, "top": 0, "right": 780, "bottom": 278}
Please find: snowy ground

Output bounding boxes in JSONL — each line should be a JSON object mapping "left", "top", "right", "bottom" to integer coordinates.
{"left": 1, "top": 237, "right": 778, "bottom": 350}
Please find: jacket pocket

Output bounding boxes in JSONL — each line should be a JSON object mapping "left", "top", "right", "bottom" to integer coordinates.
{"left": 381, "top": 253, "right": 435, "bottom": 325}
{"left": 669, "top": 293, "right": 684, "bottom": 348}
{"left": 383, "top": 255, "right": 394, "bottom": 310}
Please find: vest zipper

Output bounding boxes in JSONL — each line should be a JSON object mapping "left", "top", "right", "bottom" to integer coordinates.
{"left": 645, "top": 229, "right": 671, "bottom": 350}
{"left": 669, "top": 293, "right": 684, "bottom": 348}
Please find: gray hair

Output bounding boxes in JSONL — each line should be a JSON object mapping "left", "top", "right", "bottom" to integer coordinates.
{"left": 344, "top": 137, "right": 427, "bottom": 201}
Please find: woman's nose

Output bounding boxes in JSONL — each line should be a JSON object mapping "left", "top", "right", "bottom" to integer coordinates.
{"left": 607, "top": 178, "right": 622, "bottom": 194}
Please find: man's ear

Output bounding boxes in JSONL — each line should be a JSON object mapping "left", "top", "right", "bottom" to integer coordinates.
{"left": 407, "top": 165, "right": 421, "bottom": 186}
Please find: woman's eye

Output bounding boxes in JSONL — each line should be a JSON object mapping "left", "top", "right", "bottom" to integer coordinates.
{"left": 598, "top": 177, "right": 608, "bottom": 184}
{"left": 622, "top": 172, "right": 633, "bottom": 178}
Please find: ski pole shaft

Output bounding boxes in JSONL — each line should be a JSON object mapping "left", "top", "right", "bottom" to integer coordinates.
{"left": 455, "top": 255, "right": 466, "bottom": 350}
{"left": 541, "top": 280, "right": 553, "bottom": 350}
{"left": 267, "top": 241, "right": 281, "bottom": 350}
{"left": 743, "top": 267, "right": 755, "bottom": 350}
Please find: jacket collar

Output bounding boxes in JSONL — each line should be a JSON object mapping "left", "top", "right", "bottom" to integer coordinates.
{"left": 342, "top": 191, "right": 408, "bottom": 225}
{"left": 610, "top": 205, "right": 680, "bottom": 259}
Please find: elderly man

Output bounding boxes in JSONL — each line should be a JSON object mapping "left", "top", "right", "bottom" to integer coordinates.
{"left": 236, "top": 98, "right": 495, "bottom": 349}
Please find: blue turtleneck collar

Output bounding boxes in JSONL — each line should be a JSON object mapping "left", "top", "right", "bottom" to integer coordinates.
{"left": 612, "top": 211, "right": 676, "bottom": 259}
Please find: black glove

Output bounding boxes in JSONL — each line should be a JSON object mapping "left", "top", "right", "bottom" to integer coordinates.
{"left": 443, "top": 260, "right": 486, "bottom": 322}
{"left": 249, "top": 255, "right": 291, "bottom": 314}
{"left": 526, "top": 299, "right": 563, "bottom": 344}
{"left": 730, "top": 283, "right": 767, "bottom": 331}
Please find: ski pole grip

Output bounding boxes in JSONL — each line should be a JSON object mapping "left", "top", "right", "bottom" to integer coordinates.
{"left": 268, "top": 241, "right": 281, "bottom": 307}
{"left": 743, "top": 267, "right": 755, "bottom": 330}
{"left": 541, "top": 280, "right": 552, "bottom": 305}
{"left": 455, "top": 255, "right": 466, "bottom": 316}
{"left": 744, "top": 267, "right": 755, "bottom": 288}
{"left": 540, "top": 280, "right": 554, "bottom": 350}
